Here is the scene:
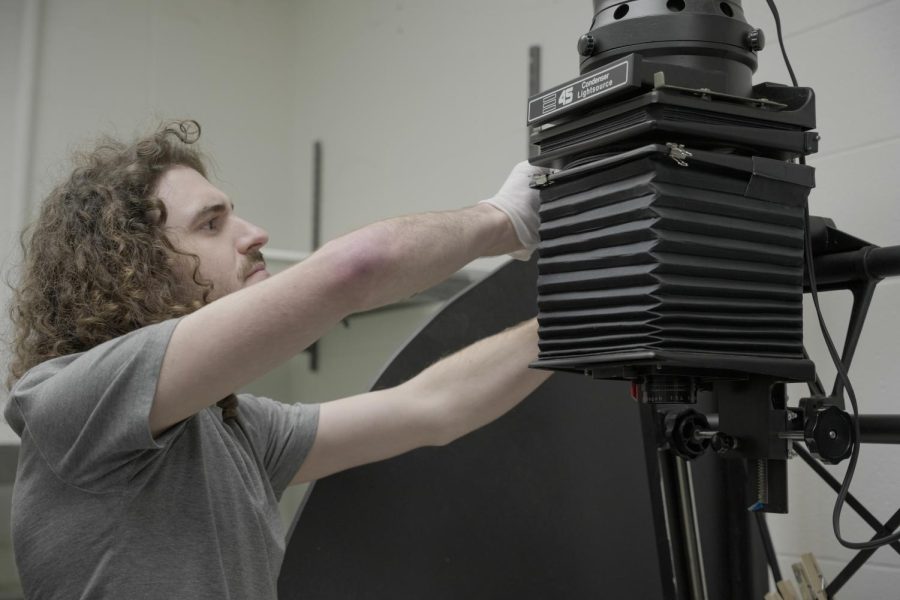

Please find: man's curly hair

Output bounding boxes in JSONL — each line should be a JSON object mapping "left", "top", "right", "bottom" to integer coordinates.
{"left": 7, "top": 120, "right": 214, "bottom": 388}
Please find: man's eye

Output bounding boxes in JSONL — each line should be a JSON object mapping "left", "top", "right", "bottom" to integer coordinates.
{"left": 203, "top": 218, "right": 219, "bottom": 231}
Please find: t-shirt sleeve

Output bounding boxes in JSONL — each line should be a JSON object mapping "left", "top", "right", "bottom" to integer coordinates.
{"left": 5, "top": 319, "right": 182, "bottom": 490}
{"left": 233, "top": 394, "right": 319, "bottom": 499}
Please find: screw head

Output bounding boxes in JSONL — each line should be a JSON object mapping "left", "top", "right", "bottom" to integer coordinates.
{"left": 577, "top": 34, "right": 597, "bottom": 57}
{"left": 747, "top": 28, "right": 766, "bottom": 52}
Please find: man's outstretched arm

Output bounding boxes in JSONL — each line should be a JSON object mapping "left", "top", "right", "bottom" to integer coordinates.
{"left": 292, "top": 319, "right": 551, "bottom": 483}
{"left": 151, "top": 164, "right": 543, "bottom": 435}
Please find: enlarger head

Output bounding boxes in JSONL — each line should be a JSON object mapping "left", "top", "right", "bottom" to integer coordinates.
{"left": 528, "top": 1, "right": 818, "bottom": 401}
{"left": 579, "top": 0, "right": 762, "bottom": 96}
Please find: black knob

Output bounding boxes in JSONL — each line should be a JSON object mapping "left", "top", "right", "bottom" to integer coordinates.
{"left": 663, "top": 409, "right": 710, "bottom": 460}
{"left": 577, "top": 34, "right": 597, "bottom": 57}
{"left": 805, "top": 406, "right": 853, "bottom": 464}
{"left": 747, "top": 28, "right": 765, "bottom": 52}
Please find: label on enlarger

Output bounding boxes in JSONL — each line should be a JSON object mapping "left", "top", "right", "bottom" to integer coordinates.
{"left": 527, "top": 59, "right": 631, "bottom": 125}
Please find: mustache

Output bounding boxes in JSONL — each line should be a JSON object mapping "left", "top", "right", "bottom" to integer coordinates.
{"left": 242, "top": 250, "right": 266, "bottom": 278}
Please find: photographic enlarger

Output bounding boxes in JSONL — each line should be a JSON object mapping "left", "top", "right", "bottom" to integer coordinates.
{"left": 279, "top": 2, "right": 900, "bottom": 598}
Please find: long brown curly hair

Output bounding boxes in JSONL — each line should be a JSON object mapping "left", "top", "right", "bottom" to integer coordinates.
{"left": 6, "top": 120, "right": 214, "bottom": 388}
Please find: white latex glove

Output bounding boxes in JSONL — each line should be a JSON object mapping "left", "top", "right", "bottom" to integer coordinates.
{"left": 479, "top": 161, "right": 550, "bottom": 261}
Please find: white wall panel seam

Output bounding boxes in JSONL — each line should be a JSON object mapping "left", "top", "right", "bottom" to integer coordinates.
{"left": 11, "top": 0, "right": 43, "bottom": 230}
{"left": 813, "top": 134, "right": 900, "bottom": 162}
{"left": 782, "top": 0, "right": 898, "bottom": 39}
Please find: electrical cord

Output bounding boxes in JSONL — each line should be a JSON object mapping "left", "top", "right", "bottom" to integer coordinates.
{"left": 766, "top": 0, "right": 798, "bottom": 91}
{"left": 766, "top": 0, "right": 900, "bottom": 550}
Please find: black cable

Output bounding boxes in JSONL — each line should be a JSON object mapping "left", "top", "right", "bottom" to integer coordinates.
{"left": 766, "top": 0, "right": 900, "bottom": 550}
{"left": 765, "top": 0, "right": 798, "bottom": 88}
{"left": 803, "top": 206, "right": 900, "bottom": 549}
{"left": 828, "top": 507, "right": 900, "bottom": 597}
{"left": 792, "top": 443, "right": 900, "bottom": 556}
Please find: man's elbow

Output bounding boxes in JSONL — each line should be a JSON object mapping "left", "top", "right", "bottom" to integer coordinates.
{"left": 316, "top": 230, "right": 391, "bottom": 314}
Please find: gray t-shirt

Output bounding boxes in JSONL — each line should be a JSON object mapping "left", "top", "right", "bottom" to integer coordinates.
{"left": 4, "top": 319, "right": 319, "bottom": 599}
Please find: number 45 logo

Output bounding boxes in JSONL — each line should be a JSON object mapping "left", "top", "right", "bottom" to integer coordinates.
{"left": 558, "top": 86, "right": 574, "bottom": 106}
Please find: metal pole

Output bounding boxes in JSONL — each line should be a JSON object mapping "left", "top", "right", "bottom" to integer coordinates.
{"left": 527, "top": 45, "right": 541, "bottom": 156}
{"left": 811, "top": 244, "right": 900, "bottom": 287}
{"left": 866, "top": 245, "right": 900, "bottom": 278}
{"left": 312, "top": 140, "right": 322, "bottom": 253}
{"left": 674, "top": 457, "right": 708, "bottom": 600}
{"left": 792, "top": 443, "right": 900, "bottom": 557}
{"left": 827, "top": 507, "right": 900, "bottom": 596}
{"left": 307, "top": 141, "right": 323, "bottom": 371}
{"left": 857, "top": 415, "right": 900, "bottom": 444}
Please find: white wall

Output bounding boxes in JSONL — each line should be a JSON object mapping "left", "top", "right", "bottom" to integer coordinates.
{"left": 28, "top": 0, "right": 304, "bottom": 252}
{"left": 290, "top": 0, "right": 588, "bottom": 239}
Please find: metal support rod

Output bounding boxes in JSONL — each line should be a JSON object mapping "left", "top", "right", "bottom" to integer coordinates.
{"left": 866, "top": 245, "right": 900, "bottom": 278}
{"left": 643, "top": 406, "right": 681, "bottom": 600}
{"left": 674, "top": 457, "right": 708, "bottom": 600}
{"left": 658, "top": 452, "right": 689, "bottom": 600}
{"left": 856, "top": 415, "right": 900, "bottom": 444}
{"left": 810, "top": 244, "right": 900, "bottom": 287}
{"left": 312, "top": 140, "right": 322, "bottom": 253}
{"left": 780, "top": 415, "right": 900, "bottom": 444}
{"left": 306, "top": 140, "right": 323, "bottom": 371}
{"left": 528, "top": 45, "right": 541, "bottom": 97}
{"left": 527, "top": 45, "right": 541, "bottom": 155}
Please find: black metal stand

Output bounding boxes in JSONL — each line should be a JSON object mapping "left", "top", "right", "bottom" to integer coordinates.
{"left": 784, "top": 225, "right": 900, "bottom": 595}
{"left": 792, "top": 444, "right": 900, "bottom": 597}
{"left": 651, "top": 226, "right": 900, "bottom": 597}
{"left": 856, "top": 416, "right": 900, "bottom": 444}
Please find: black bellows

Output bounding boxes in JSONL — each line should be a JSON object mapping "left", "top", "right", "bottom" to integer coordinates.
{"left": 533, "top": 145, "right": 814, "bottom": 383}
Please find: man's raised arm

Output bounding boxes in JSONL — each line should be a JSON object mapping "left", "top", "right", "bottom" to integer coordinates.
{"left": 150, "top": 163, "right": 544, "bottom": 435}
{"left": 293, "top": 319, "right": 550, "bottom": 483}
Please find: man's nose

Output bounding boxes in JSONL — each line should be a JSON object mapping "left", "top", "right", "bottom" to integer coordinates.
{"left": 237, "top": 218, "right": 269, "bottom": 254}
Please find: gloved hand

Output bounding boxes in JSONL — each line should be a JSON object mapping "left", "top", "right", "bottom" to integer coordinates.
{"left": 479, "top": 161, "right": 550, "bottom": 261}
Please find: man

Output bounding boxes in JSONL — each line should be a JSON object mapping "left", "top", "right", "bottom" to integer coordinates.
{"left": 4, "top": 121, "right": 551, "bottom": 599}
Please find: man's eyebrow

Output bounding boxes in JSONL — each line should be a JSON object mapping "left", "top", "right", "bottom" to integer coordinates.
{"left": 190, "top": 201, "right": 235, "bottom": 226}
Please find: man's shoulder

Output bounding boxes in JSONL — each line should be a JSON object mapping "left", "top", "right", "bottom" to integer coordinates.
{"left": 10, "top": 353, "right": 80, "bottom": 401}
{"left": 13, "top": 319, "right": 181, "bottom": 395}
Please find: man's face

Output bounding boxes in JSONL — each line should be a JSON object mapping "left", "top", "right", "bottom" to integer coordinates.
{"left": 156, "top": 166, "right": 270, "bottom": 301}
